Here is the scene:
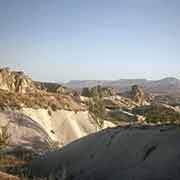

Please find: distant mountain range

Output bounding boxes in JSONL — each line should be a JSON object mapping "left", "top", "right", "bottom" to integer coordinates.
{"left": 65, "top": 77, "right": 180, "bottom": 96}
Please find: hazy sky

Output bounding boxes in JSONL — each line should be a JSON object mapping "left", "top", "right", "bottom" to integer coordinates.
{"left": 0, "top": 0, "right": 180, "bottom": 82}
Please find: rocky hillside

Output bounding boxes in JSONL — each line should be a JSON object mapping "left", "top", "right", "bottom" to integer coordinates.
{"left": 0, "top": 68, "right": 180, "bottom": 180}
{"left": 80, "top": 85, "right": 180, "bottom": 126}
{"left": 0, "top": 68, "right": 103, "bottom": 153}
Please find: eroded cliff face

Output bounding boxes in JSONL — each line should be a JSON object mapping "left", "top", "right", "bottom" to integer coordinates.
{"left": 0, "top": 68, "right": 35, "bottom": 94}
{"left": 0, "top": 68, "right": 72, "bottom": 95}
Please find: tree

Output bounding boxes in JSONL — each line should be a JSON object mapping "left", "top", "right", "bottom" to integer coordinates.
{"left": 88, "top": 88, "right": 105, "bottom": 127}
{"left": 81, "top": 87, "right": 91, "bottom": 97}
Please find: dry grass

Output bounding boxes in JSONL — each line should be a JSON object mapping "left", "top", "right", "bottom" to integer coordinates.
{"left": 0, "top": 147, "right": 42, "bottom": 180}
{"left": 0, "top": 154, "right": 25, "bottom": 170}
{"left": 0, "top": 89, "right": 84, "bottom": 111}
{"left": 0, "top": 171, "right": 19, "bottom": 180}
{"left": 0, "top": 153, "right": 25, "bottom": 180}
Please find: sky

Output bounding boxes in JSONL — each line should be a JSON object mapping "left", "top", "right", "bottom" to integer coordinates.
{"left": 0, "top": 0, "right": 180, "bottom": 82}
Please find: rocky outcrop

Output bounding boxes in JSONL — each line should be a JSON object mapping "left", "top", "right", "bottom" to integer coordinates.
{"left": 99, "top": 87, "right": 119, "bottom": 97}
{"left": 130, "top": 85, "right": 145, "bottom": 105}
{"left": 23, "top": 125, "right": 180, "bottom": 180}
{"left": 0, "top": 68, "right": 102, "bottom": 152}
{"left": 0, "top": 68, "right": 35, "bottom": 94}
{"left": 103, "top": 96, "right": 138, "bottom": 110}
{"left": 35, "top": 81, "right": 74, "bottom": 95}
{"left": 112, "top": 85, "right": 150, "bottom": 109}
{"left": 81, "top": 86, "right": 119, "bottom": 97}
{"left": 106, "top": 109, "right": 137, "bottom": 123}
{"left": 0, "top": 68, "right": 75, "bottom": 96}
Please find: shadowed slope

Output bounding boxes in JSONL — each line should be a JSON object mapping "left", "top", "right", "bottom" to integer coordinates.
{"left": 23, "top": 125, "right": 180, "bottom": 180}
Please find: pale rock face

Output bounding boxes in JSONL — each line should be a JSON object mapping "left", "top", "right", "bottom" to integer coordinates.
{"left": 102, "top": 120, "right": 116, "bottom": 129}
{"left": 21, "top": 108, "right": 100, "bottom": 146}
{"left": 0, "top": 111, "right": 50, "bottom": 151}
{"left": 175, "top": 106, "right": 180, "bottom": 113}
{"left": 21, "top": 108, "right": 55, "bottom": 140}
{"left": 0, "top": 105, "right": 118, "bottom": 152}
{"left": 0, "top": 108, "right": 100, "bottom": 150}
{"left": 136, "top": 115, "right": 146, "bottom": 123}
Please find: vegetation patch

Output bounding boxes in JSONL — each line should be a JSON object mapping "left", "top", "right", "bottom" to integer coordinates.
{"left": 0, "top": 90, "right": 83, "bottom": 111}
{"left": 0, "top": 124, "right": 11, "bottom": 150}
{"left": 87, "top": 86, "right": 106, "bottom": 127}
{"left": 134, "top": 104, "right": 180, "bottom": 124}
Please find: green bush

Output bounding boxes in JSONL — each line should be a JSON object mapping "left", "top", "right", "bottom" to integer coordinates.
{"left": 81, "top": 87, "right": 91, "bottom": 97}
{"left": 88, "top": 90, "right": 105, "bottom": 127}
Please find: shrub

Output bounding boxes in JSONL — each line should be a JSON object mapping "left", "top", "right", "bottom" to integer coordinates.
{"left": 82, "top": 86, "right": 103, "bottom": 98}
{"left": 81, "top": 87, "right": 91, "bottom": 97}
{"left": 145, "top": 105, "right": 180, "bottom": 123}
{"left": 88, "top": 92, "right": 105, "bottom": 127}
{"left": 0, "top": 124, "right": 11, "bottom": 150}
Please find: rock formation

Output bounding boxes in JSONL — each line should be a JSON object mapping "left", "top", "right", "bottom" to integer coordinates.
{"left": 0, "top": 68, "right": 75, "bottom": 95}
{"left": 0, "top": 68, "right": 102, "bottom": 152}
{"left": 0, "top": 68, "right": 35, "bottom": 94}
{"left": 1, "top": 68, "right": 180, "bottom": 180}
{"left": 130, "top": 85, "right": 145, "bottom": 105}
{"left": 103, "top": 96, "right": 138, "bottom": 110}
{"left": 81, "top": 86, "right": 119, "bottom": 97}
{"left": 35, "top": 81, "right": 74, "bottom": 95}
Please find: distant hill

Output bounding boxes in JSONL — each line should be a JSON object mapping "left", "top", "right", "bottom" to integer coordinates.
{"left": 66, "top": 77, "right": 180, "bottom": 96}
